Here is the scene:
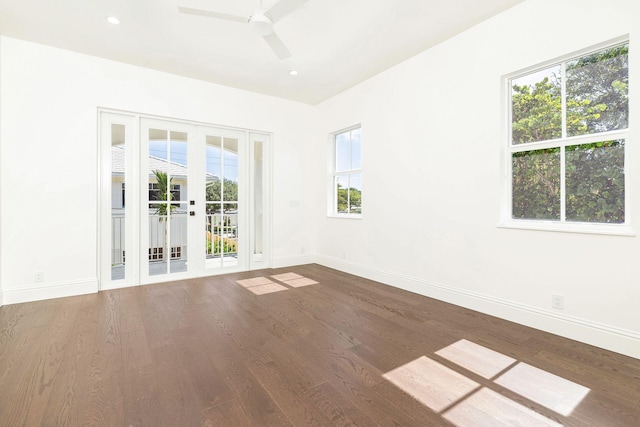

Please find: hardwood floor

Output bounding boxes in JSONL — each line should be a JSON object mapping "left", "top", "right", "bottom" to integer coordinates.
{"left": 1, "top": 264, "right": 639, "bottom": 426}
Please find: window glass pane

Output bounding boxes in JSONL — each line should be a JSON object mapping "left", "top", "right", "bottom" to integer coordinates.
{"left": 335, "top": 132, "right": 350, "bottom": 172}
{"left": 350, "top": 128, "right": 362, "bottom": 170}
{"left": 205, "top": 203, "right": 238, "bottom": 265}
{"left": 170, "top": 135, "right": 187, "bottom": 204}
{"left": 349, "top": 173, "right": 362, "bottom": 214}
{"left": 254, "top": 140, "right": 263, "bottom": 255}
{"left": 206, "top": 136, "right": 222, "bottom": 202}
{"left": 149, "top": 203, "right": 168, "bottom": 276}
{"left": 111, "top": 124, "right": 125, "bottom": 281}
{"left": 566, "top": 45, "right": 628, "bottom": 137}
{"left": 149, "top": 128, "right": 168, "bottom": 141}
{"left": 149, "top": 130, "right": 169, "bottom": 207}
{"left": 511, "top": 66, "right": 562, "bottom": 144}
{"left": 512, "top": 148, "right": 561, "bottom": 220}
{"left": 332, "top": 127, "right": 362, "bottom": 215}
{"left": 206, "top": 202, "right": 221, "bottom": 259}
{"left": 170, "top": 131, "right": 187, "bottom": 142}
{"left": 169, "top": 209, "right": 188, "bottom": 274}
{"left": 566, "top": 140, "right": 624, "bottom": 223}
{"left": 223, "top": 202, "right": 239, "bottom": 265}
{"left": 335, "top": 175, "right": 349, "bottom": 213}
{"left": 148, "top": 205, "right": 188, "bottom": 276}
{"left": 214, "top": 176, "right": 239, "bottom": 204}
{"left": 223, "top": 138, "right": 239, "bottom": 202}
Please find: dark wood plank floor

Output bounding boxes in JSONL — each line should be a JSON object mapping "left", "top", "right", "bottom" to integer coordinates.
{"left": 0, "top": 264, "right": 639, "bottom": 426}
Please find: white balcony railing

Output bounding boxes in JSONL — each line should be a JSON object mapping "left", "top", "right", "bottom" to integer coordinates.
{"left": 111, "top": 211, "right": 238, "bottom": 265}
{"left": 205, "top": 213, "right": 238, "bottom": 259}
{"left": 148, "top": 213, "right": 188, "bottom": 261}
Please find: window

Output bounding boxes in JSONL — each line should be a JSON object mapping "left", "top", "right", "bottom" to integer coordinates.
{"left": 331, "top": 126, "right": 362, "bottom": 215}
{"left": 149, "top": 183, "right": 181, "bottom": 202}
{"left": 507, "top": 42, "right": 628, "bottom": 229}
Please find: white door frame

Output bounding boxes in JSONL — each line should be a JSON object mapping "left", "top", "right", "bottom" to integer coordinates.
{"left": 99, "top": 111, "right": 140, "bottom": 290}
{"left": 98, "top": 109, "right": 271, "bottom": 290}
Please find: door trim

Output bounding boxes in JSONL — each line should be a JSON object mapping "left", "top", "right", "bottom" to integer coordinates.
{"left": 98, "top": 108, "right": 272, "bottom": 290}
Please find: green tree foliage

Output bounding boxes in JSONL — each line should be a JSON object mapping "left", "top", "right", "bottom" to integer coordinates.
{"left": 566, "top": 44, "right": 628, "bottom": 135}
{"left": 512, "top": 148, "right": 560, "bottom": 220}
{"left": 206, "top": 235, "right": 237, "bottom": 255}
{"left": 151, "top": 170, "right": 176, "bottom": 217}
{"left": 151, "top": 170, "right": 176, "bottom": 263}
{"left": 512, "top": 77, "right": 562, "bottom": 144}
{"left": 512, "top": 76, "right": 608, "bottom": 144}
{"left": 510, "top": 45, "right": 627, "bottom": 222}
{"left": 566, "top": 140, "right": 624, "bottom": 223}
{"left": 337, "top": 183, "right": 362, "bottom": 213}
{"left": 206, "top": 178, "right": 238, "bottom": 203}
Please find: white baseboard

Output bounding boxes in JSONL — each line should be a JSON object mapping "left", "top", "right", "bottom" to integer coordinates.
{"left": 2, "top": 279, "right": 98, "bottom": 305}
{"left": 271, "top": 254, "right": 315, "bottom": 269}
{"left": 315, "top": 255, "right": 640, "bottom": 360}
{"left": 0, "top": 290, "right": 3, "bottom": 307}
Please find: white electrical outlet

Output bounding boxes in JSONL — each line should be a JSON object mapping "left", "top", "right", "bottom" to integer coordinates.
{"left": 35, "top": 271, "right": 44, "bottom": 283}
{"left": 552, "top": 294, "right": 564, "bottom": 310}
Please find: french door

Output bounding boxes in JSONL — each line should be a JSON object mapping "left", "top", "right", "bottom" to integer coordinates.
{"left": 100, "top": 112, "right": 270, "bottom": 289}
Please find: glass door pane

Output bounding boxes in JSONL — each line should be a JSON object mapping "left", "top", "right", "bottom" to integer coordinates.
{"left": 205, "top": 135, "right": 240, "bottom": 269}
{"left": 147, "top": 128, "right": 189, "bottom": 276}
{"left": 111, "top": 123, "right": 126, "bottom": 281}
{"left": 253, "top": 140, "right": 263, "bottom": 257}
{"left": 101, "top": 111, "right": 137, "bottom": 290}
{"left": 249, "top": 132, "right": 270, "bottom": 270}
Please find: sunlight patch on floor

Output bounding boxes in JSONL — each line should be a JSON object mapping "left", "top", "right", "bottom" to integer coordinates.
{"left": 235, "top": 276, "right": 287, "bottom": 295}
{"left": 271, "top": 272, "right": 304, "bottom": 281}
{"left": 280, "top": 277, "right": 318, "bottom": 287}
{"left": 246, "top": 282, "right": 288, "bottom": 295}
{"left": 236, "top": 277, "right": 274, "bottom": 288}
{"left": 236, "top": 272, "right": 318, "bottom": 295}
{"left": 495, "top": 363, "right": 590, "bottom": 416}
{"left": 443, "top": 388, "right": 562, "bottom": 427}
{"left": 383, "top": 339, "right": 591, "bottom": 426}
{"left": 436, "top": 339, "right": 517, "bottom": 379}
{"left": 382, "top": 356, "right": 480, "bottom": 412}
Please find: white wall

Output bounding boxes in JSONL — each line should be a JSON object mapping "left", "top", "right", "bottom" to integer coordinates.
{"left": 0, "top": 36, "right": 316, "bottom": 304}
{"left": 314, "top": 0, "right": 640, "bottom": 358}
{"left": 0, "top": 34, "right": 3, "bottom": 307}
{"left": 1, "top": 0, "right": 639, "bottom": 359}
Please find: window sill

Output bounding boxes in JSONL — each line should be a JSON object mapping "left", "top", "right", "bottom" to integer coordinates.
{"left": 498, "top": 220, "right": 635, "bottom": 237}
{"left": 327, "top": 213, "right": 362, "bottom": 220}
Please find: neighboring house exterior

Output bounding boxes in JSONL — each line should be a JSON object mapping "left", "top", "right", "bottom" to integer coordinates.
{"left": 110, "top": 146, "right": 236, "bottom": 266}
{"left": 111, "top": 145, "right": 219, "bottom": 209}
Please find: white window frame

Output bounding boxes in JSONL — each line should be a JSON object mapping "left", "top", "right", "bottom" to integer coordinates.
{"left": 500, "top": 38, "right": 634, "bottom": 236}
{"left": 328, "top": 125, "right": 362, "bottom": 218}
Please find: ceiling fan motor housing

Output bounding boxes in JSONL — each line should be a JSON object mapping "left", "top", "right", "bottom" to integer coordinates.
{"left": 249, "top": 11, "right": 273, "bottom": 36}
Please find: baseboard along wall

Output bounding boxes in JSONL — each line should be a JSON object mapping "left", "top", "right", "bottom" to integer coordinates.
{"left": 314, "top": 255, "right": 640, "bottom": 360}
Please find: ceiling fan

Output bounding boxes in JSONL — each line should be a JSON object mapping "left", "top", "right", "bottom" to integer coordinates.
{"left": 177, "top": 0, "right": 310, "bottom": 60}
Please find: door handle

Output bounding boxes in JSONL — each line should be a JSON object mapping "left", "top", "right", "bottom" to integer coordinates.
{"left": 190, "top": 211, "right": 195, "bottom": 216}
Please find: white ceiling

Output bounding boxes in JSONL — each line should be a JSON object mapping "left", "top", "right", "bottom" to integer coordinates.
{"left": 0, "top": 0, "right": 523, "bottom": 104}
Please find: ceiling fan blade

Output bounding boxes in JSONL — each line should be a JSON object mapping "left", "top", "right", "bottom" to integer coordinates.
{"left": 263, "top": 33, "right": 291, "bottom": 60}
{"left": 177, "top": 6, "right": 247, "bottom": 23}
{"left": 264, "top": 0, "right": 310, "bottom": 23}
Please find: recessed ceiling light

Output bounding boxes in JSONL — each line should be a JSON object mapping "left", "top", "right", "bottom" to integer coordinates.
{"left": 289, "top": 70, "right": 298, "bottom": 76}
{"left": 106, "top": 16, "right": 120, "bottom": 25}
